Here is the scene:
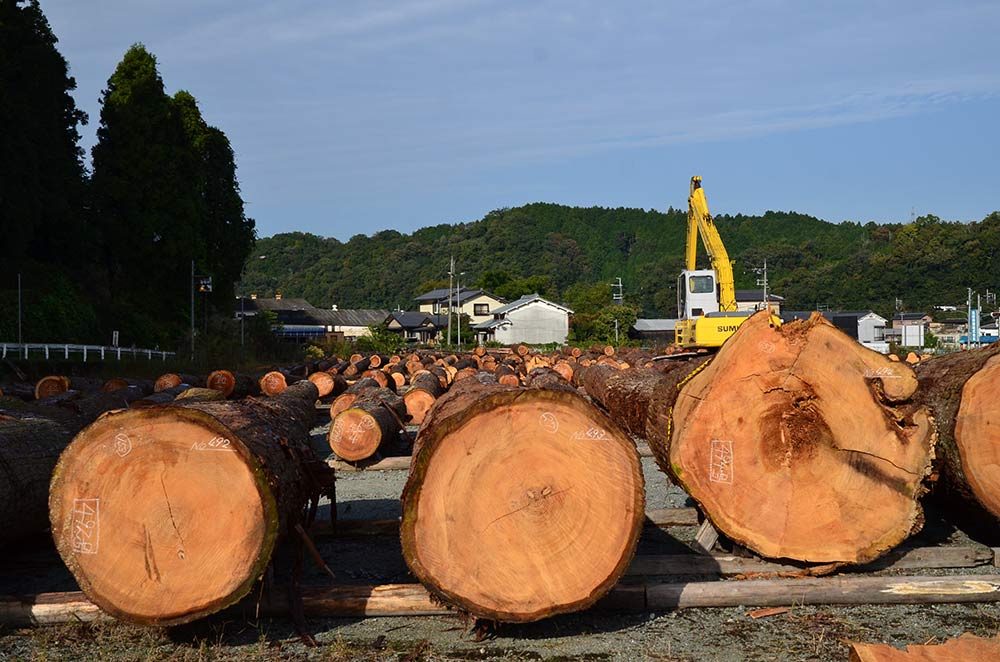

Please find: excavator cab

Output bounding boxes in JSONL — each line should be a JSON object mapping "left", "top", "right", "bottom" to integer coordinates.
{"left": 677, "top": 269, "right": 720, "bottom": 320}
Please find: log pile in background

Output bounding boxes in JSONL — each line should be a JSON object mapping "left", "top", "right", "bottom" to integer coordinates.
{"left": 400, "top": 377, "right": 645, "bottom": 623}
{"left": 328, "top": 388, "right": 408, "bottom": 462}
{"left": 48, "top": 381, "right": 332, "bottom": 626}
{"left": 581, "top": 311, "right": 937, "bottom": 565}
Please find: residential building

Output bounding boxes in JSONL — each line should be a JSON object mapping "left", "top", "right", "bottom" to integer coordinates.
{"left": 415, "top": 287, "right": 507, "bottom": 326}
{"left": 734, "top": 290, "right": 784, "bottom": 315}
{"left": 473, "top": 294, "right": 573, "bottom": 345}
{"left": 233, "top": 296, "right": 389, "bottom": 340}
{"left": 384, "top": 312, "right": 449, "bottom": 344}
{"left": 781, "top": 310, "right": 890, "bottom": 352}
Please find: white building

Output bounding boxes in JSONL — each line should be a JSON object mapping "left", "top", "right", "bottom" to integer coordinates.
{"left": 415, "top": 287, "right": 507, "bottom": 327}
{"left": 473, "top": 294, "right": 573, "bottom": 345}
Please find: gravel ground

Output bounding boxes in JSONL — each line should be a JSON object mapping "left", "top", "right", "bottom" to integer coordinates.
{"left": 2, "top": 423, "right": 999, "bottom": 661}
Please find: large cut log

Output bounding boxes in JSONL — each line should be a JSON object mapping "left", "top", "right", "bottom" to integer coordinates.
{"left": 307, "top": 371, "right": 346, "bottom": 399}
{"left": 400, "top": 381, "right": 645, "bottom": 622}
{"left": 35, "top": 376, "right": 71, "bottom": 400}
{"left": 48, "top": 381, "right": 332, "bottom": 626}
{"left": 328, "top": 389, "right": 408, "bottom": 462}
{"left": 153, "top": 373, "right": 202, "bottom": 392}
{"left": 401, "top": 373, "right": 443, "bottom": 425}
{"left": 582, "top": 312, "right": 936, "bottom": 564}
{"left": 662, "top": 311, "right": 935, "bottom": 563}
{"left": 329, "top": 377, "right": 380, "bottom": 419}
{"left": 258, "top": 370, "right": 288, "bottom": 396}
{"left": 913, "top": 343, "right": 1000, "bottom": 524}
{"left": 205, "top": 370, "right": 258, "bottom": 399}
{"left": 0, "top": 418, "right": 74, "bottom": 544}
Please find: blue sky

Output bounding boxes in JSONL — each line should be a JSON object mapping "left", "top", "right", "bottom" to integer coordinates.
{"left": 43, "top": 0, "right": 1000, "bottom": 240}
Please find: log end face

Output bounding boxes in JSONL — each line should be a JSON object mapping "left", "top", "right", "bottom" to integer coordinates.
{"left": 329, "top": 409, "right": 382, "bottom": 461}
{"left": 49, "top": 408, "right": 277, "bottom": 625}
{"left": 402, "top": 389, "right": 645, "bottom": 622}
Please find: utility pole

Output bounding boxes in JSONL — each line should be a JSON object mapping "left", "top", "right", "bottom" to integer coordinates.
{"left": 190, "top": 260, "right": 195, "bottom": 361}
{"left": 754, "top": 260, "right": 769, "bottom": 312}
{"left": 456, "top": 272, "right": 463, "bottom": 349}
{"left": 17, "top": 273, "right": 22, "bottom": 345}
{"left": 447, "top": 256, "right": 454, "bottom": 347}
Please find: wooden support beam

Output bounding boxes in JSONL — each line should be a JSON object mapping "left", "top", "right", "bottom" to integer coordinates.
{"left": 646, "top": 574, "right": 1000, "bottom": 610}
{"left": 6, "top": 574, "right": 1000, "bottom": 625}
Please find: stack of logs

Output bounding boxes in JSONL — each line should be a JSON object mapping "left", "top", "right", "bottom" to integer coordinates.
{"left": 3, "top": 314, "right": 1000, "bottom": 627}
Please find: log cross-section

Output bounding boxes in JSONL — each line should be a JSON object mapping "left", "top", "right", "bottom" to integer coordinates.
{"left": 48, "top": 381, "right": 328, "bottom": 626}
{"left": 401, "top": 382, "right": 645, "bottom": 622}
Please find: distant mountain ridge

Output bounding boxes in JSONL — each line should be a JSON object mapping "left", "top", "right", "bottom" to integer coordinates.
{"left": 242, "top": 203, "right": 1000, "bottom": 319}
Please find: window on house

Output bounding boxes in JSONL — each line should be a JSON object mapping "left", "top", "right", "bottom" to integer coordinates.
{"left": 474, "top": 304, "right": 489, "bottom": 316}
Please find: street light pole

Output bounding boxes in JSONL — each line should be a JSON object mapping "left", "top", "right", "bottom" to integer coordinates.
{"left": 447, "top": 256, "right": 454, "bottom": 347}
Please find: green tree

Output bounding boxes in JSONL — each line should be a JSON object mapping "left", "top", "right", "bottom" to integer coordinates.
{"left": 90, "top": 44, "right": 205, "bottom": 344}
{"left": 0, "top": 0, "right": 88, "bottom": 265}
{"left": 172, "top": 90, "right": 255, "bottom": 309}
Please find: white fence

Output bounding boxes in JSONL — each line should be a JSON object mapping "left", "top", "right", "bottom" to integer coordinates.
{"left": 0, "top": 343, "right": 175, "bottom": 362}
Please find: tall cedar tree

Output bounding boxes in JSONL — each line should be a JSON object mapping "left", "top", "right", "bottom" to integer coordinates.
{"left": 172, "top": 91, "right": 255, "bottom": 308}
{"left": 0, "top": 0, "right": 87, "bottom": 265}
{"left": 90, "top": 44, "right": 206, "bottom": 343}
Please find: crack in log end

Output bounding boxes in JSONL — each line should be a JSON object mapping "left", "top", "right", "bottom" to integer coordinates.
{"left": 759, "top": 396, "right": 826, "bottom": 471}
{"left": 840, "top": 449, "right": 915, "bottom": 496}
{"left": 160, "top": 472, "right": 187, "bottom": 559}
{"left": 480, "top": 487, "right": 573, "bottom": 533}
{"left": 142, "top": 525, "right": 161, "bottom": 583}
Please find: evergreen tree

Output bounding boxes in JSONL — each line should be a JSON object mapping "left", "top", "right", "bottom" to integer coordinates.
{"left": 172, "top": 91, "right": 255, "bottom": 308}
{"left": 90, "top": 44, "right": 204, "bottom": 342}
{"left": 0, "top": 0, "right": 87, "bottom": 265}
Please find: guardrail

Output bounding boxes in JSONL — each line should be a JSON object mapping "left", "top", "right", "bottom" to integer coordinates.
{"left": 0, "top": 343, "right": 175, "bottom": 362}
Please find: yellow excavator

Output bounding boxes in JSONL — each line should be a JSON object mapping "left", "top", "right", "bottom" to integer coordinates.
{"left": 674, "top": 176, "right": 774, "bottom": 349}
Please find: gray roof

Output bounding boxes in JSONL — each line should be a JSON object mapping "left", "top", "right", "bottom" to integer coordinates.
{"left": 386, "top": 311, "right": 434, "bottom": 330}
{"left": 734, "top": 290, "right": 784, "bottom": 302}
{"left": 893, "top": 312, "right": 930, "bottom": 320}
{"left": 490, "top": 294, "right": 573, "bottom": 316}
{"left": 237, "top": 297, "right": 316, "bottom": 312}
{"left": 309, "top": 309, "right": 390, "bottom": 327}
{"left": 415, "top": 287, "right": 504, "bottom": 306}
{"left": 633, "top": 319, "right": 677, "bottom": 332}
{"left": 474, "top": 318, "right": 512, "bottom": 330}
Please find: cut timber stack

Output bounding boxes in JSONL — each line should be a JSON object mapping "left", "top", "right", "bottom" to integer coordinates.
{"left": 49, "top": 381, "right": 332, "bottom": 625}
{"left": 914, "top": 343, "right": 1000, "bottom": 524}
{"left": 328, "top": 389, "right": 408, "bottom": 462}
{"left": 583, "top": 311, "right": 936, "bottom": 564}
{"left": 400, "top": 379, "right": 645, "bottom": 622}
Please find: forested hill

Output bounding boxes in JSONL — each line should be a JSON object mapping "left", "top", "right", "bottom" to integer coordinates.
{"left": 242, "top": 204, "right": 1000, "bottom": 319}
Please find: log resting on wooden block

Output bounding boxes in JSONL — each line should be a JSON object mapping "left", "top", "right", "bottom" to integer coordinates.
{"left": 48, "top": 381, "right": 330, "bottom": 626}
{"left": 401, "top": 381, "right": 645, "bottom": 622}
{"left": 914, "top": 344, "right": 1000, "bottom": 524}
{"left": 649, "top": 312, "right": 936, "bottom": 564}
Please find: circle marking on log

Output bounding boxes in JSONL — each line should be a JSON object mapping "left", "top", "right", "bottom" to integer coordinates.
{"left": 539, "top": 412, "right": 559, "bottom": 433}
{"left": 114, "top": 433, "right": 132, "bottom": 458}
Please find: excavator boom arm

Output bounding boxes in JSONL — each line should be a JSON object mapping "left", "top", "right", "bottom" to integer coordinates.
{"left": 687, "top": 177, "right": 737, "bottom": 312}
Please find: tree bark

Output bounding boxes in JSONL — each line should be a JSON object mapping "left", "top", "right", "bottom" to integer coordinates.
{"left": 49, "top": 381, "right": 332, "bottom": 626}
{"left": 400, "top": 381, "right": 645, "bottom": 622}
{"left": 913, "top": 343, "right": 1000, "bottom": 523}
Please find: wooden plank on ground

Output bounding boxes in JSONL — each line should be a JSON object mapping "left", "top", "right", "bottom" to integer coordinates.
{"left": 646, "top": 574, "right": 1000, "bottom": 610}
{"left": 5, "top": 574, "right": 1000, "bottom": 624}
{"left": 627, "top": 546, "right": 994, "bottom": 577}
